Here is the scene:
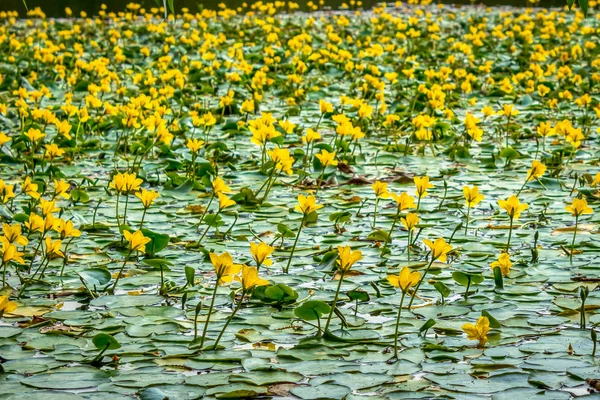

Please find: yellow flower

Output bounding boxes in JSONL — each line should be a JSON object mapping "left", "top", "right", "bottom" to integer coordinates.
{"left": 24, "top": 128, "right": 45, "bottom": 143}
{"left": 279, "top": 119, "right": 296, "bottom": 134}
{"left": 250, "top": 241, "right": 274, "bottom": 268}
{"left": 315, "top": 149, "right": 338, "bottom": 167}
{"left": 295, "top": 195, "right": 323, "bottom": 215}
{"left": 482, "top": 105, "right": 494, "bottom": 117}
{"left": 21, "top": 177, "right": 40, "bottom": 199}
{"left": 212, "top": 177, "right": 231, "bottom": 194}
{"left": 0, "top": 179, "right": 15, "bottom": 204}
{"left": 25, "top": 213, "right": 44, "bottom": 234}
{"left": 302, "top": 128, "right": 321, "bottom": 144}
{"left": 498, "top": 104, "right": 519, "bottom": 117}
{"left": 401, "top": 213, "right": 419, "bottom": 230}
{"left": 209, "top": 251, "right": 242, "bottom": 284}
{"left": 186, "top": 138, "right": 205, "bottom": 154}
{"left": 0, "top": 132, "right": 11, "bottom": 147}
{"left": 414, "top": 176, "right": 434, "bottom": 198}
{"left": 110, "top": 173, "right": 143, "bottom": 194}
{"left": 235, "top": 265, "right": 269, "bottom": 291}
{"left": 423, "top": 237, "right": 453, "bottom": 262}
{"left": 0, "top": 295, "right": 18, "bottom": 315}
{"left": 490, "top": 253, "right": 512, "bottom": 276}
{"left": 498, "top": 195, "right": 528, "bottom": 220}
{"left": 1, "top": 237, "right": 25, "bottom": 264}
{"left": 526, "top": 160, "right": 546, "bottom": 182}
{"left": 217, "top": 193, "right": 236, "bottom": 210}
{"left": 462, "top": 316, "right": 490, "bottom": 347}
{"left": 566, "top": 198, "right": 593, "bottom": 217}
{"left": 44, "top": 237, "right": 65, "bottom": 259}
{"left": 336, "top": 245, "right": 362, "bottom": 272}
{"left": 39, "top": 199, "right": 59, "bottom": 216}
{"left": 537, "top": 121, "right": 555, "bottom": 137}
{"left": 45, "top": 144, "right": 65, "bottom": 159}
{"left": 463, "top": 186, "right": 484, "bottom": 207}
{"left": 268, "top": 148, "right": 294, "bottom": 175}
{"left": 2, "top": 223, "right": 28, "bottom": 246}
{"left": 135, "top": 189, "right": 159, "bottom": 208}
{"left": 53, "top": 219, "right": 81, "bottom": 240}
{"left": 53, "top": 179, "right": 70, "bottom": 199}
{"left": 372, "top": 181, "right": 389, "bottom": 199}
{"left": 319, "top": 99, "right": 334, "bottom": 114}
{"left": 123, "top": 230, "right": 151, "bottom": 253}
{"left": 390, "top": 192, "right": 416, "bottom": 211}
{"left": 387, "top": 266, "right": 421, "bottom": 293}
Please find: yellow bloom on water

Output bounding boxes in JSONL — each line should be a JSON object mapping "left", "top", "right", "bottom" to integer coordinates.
{"left": 235, "top": 265, "right": 269, "bottom": 291}
{"left": 336, "top": 245, "right": 362, "bottom": 272}
{"left": 498, "top": 195, "right": 528, "bottom": 220}
{"left": 387, "top": 266, "right": 421, "bottom": 293}
{"left": 319, "top": 99, "right": 334, "bottom": 114}
{"left": 372, "top": 181, "right": 389, "bottom": 199}
{"left": 212, "top": 177, "right": 231, "bottom": 195}
{"left": 498, "top": 104, "right": 519, "bottom": 117}
{"left": 462, "top": 316, "right": 491, "bottom": 347}
{"left": 414, "top": 176, "right": 434, "bottom": 198}
{"left": 566, "top": 198, "right": 593, "bottom": 217}
{"left": 390, "top": 192, "right": 416, "bottom": 211}
{"left": 401, "top": 213, "right": 419, "bottom": 230}
{"left": 123, "top": 230, "right": 151, "bottom": 253}
{"left": 490, "top": 253, "right": 512, "bottom": 276}
{"left": 44, "top": 237, "right": 65, "bottom": 259}
{"left": 295, "top": 195, "right": 323, "bottom": 215}
{"left": 39, "top": 199, "right": 59, "bottom": 216}
{"left": 526, "top": 160, "right": 546, "bottom": 182}
{"left": 463, "top": 186, "right": 484, "bottom": 207}
{"left": 1, "top": 238, "right": 25, "bottom": 264}
{"left": 0, "top": 295, "right": 18, "bottom": 315}
{"left": 2, "top": 223, "right": 28, "bottom": 246}
{"left": 315, "top": 149, "right": 338, "bottom": 167}
{"left": 423, "top": 237, "right": 453, "bottom": 262}
{"left": 250, "top": 241, "right": 274, "bottom": 268}
{"left": 217, "top": 193, "right": 236, "bottom": 210}
{"left": 135, "top": 189, "right": 159, "bottom": 208}
{"left": 209, "top": 251, "right": 242, "bottom": 284}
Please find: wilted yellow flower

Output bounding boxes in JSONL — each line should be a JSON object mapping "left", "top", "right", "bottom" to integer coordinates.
{"left": 490, "top": 253, "right": 512, "bottom": 276}
{"left": 462, "top": 316, "right": 490, "bottom": 347}
{"left": 423, "top": 237, "right": 453, "bottom": 262}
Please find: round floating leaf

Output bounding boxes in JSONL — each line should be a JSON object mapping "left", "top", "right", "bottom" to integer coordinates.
{"left": 92, "top": 333, "right": 121, "bottom": 350}
{"left": 294, "top": 300, "right": 331, "bottom": 321}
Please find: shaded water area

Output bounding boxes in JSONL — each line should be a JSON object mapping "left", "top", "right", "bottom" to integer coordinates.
{"left": 0, "top": 0, "right": 569, "bottom": 16}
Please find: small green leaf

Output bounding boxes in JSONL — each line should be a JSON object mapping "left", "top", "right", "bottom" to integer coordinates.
{"left": 294, "top": 300, "right": 331, "bottom": 320}
{"left": 92, "top": 333, "right": 121, "bottom": 350}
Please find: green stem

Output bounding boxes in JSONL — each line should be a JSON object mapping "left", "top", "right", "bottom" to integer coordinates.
{"left": 383, "top": 207, "right": 401, "bottom": 249}
{"left": 284, "top": 214, "right": 306, "bottom": 274}
{"left": 199, "top": 209, "right": 221, "bottom": 243}
{"left": 314, "top": 169, "right": 326, "bottom": 197}
{"left": 323, "top": 270, "right": 345, "bottom": 335}
{"left": 27, "top": 233, "right": 44, "bottom": 274}
{"left": 506, "top": 216, "right": 513, "bottom": 252}
{"left": 196, "top": 193, "right": 215, "bottom": 232}
{"left": 110, "top": 249, "right": 133, "bottom": 293}
{"left": 1, "top": 261, "right": 6, "bottom": 288}
{"left": 59, "top": 237, "right": 75, "bottom": 276}
{"left": 464, "top": 206, "right": 471, "bottom": 235}
{"left": 139, "top": 208, "right": 148, "bottom": 230}
{"left": 212, "top": 289, "right": 246, "bottom": 350}
{"left": 373, "top": 198, "right": 379, "bottom": 228}
{"left": 571, "top": 215, "right": 579, "bottom": 263}
{"left": 393, "top": 292, "right": 407, "bottom": 359}
{"left": 199, "top": 280, "right": 220, "bottom": 348}
{"left": 408, "top": 255, "right": 435, "bottom": 310}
